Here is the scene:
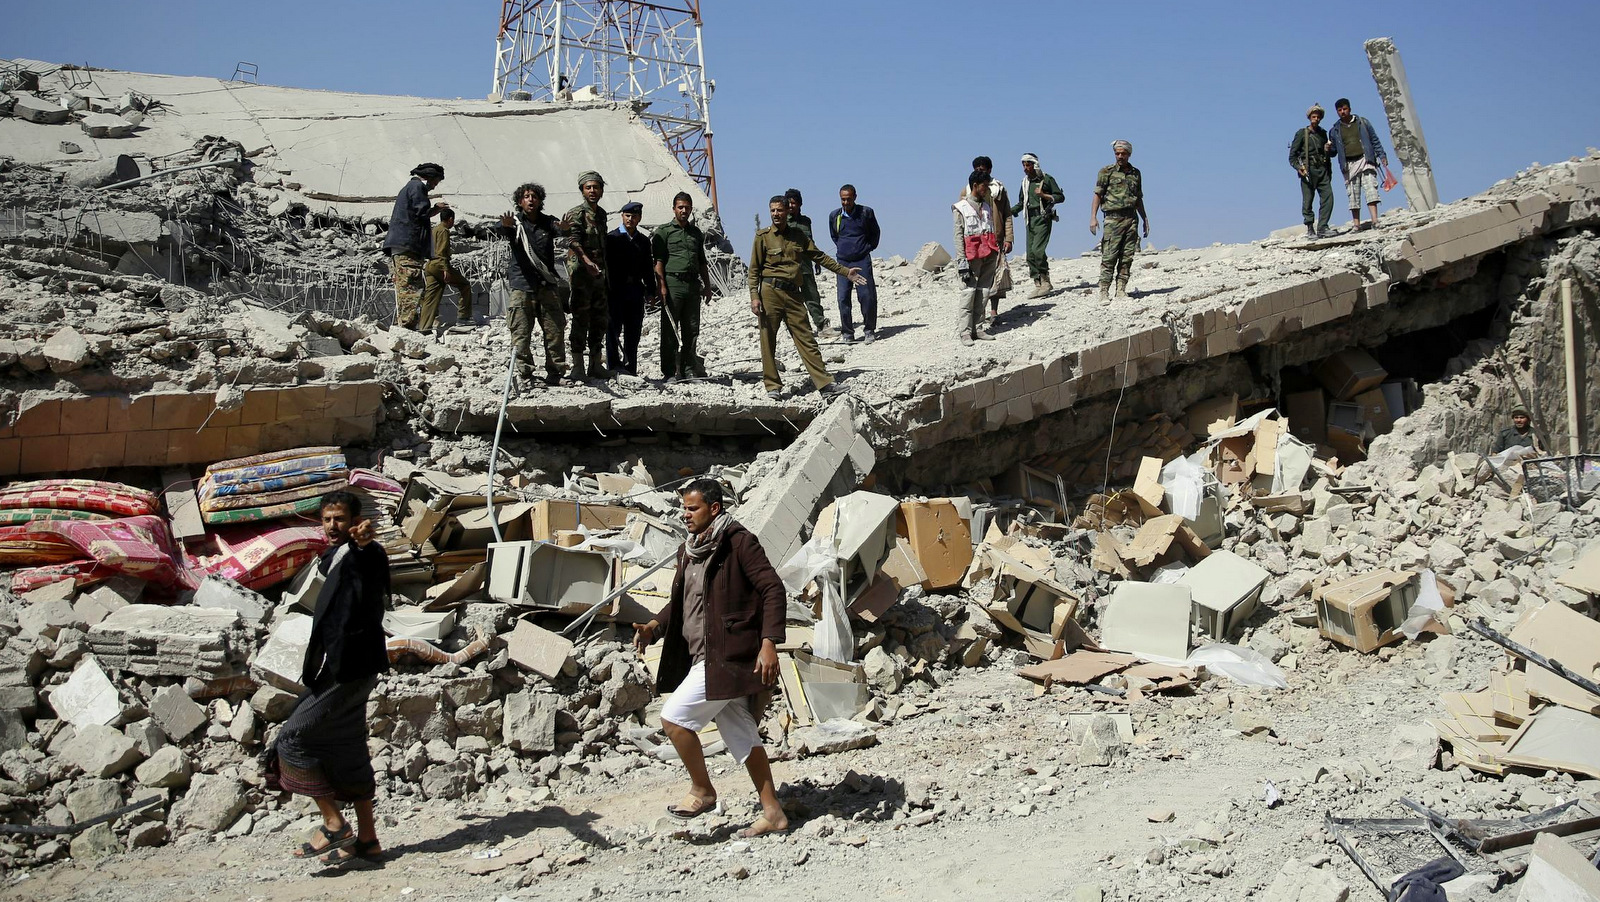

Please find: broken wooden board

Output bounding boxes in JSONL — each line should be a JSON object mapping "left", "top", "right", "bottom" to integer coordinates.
{"left": 1497, "top": 705, "right": 1600, "bottom": 779}
{"left": 1017, "top": 651, "right": 1136, "bottom": 685}
{"left": 1509, "top": 602, "right": 1600, "bottom": 715}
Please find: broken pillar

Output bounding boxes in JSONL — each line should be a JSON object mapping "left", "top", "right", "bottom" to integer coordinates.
{"left": 1364, "top": 37, "right": 1439, "bottom": 212}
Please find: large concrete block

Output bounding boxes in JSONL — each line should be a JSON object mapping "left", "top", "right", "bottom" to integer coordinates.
{"left": 52, "top": 656, "right": 128, "bottom": 728}
{"left": 148, "top": 684, "right": 207, "bottom": 741}
{"left": 503, "top": 690, "right": 558, "bottom": 753}
{"left": 250, "top": 613, "right": 312, "bottom": 693}
{"left": 62, "top": 724, "right": 144, "bottom": 777}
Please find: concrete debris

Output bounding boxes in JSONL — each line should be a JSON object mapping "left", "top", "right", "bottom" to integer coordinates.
{"left": 87, "top": 605, "right": 245, "bottom": 679}
{"left": 61, "top": 723, "right": 144, "bottom": 777}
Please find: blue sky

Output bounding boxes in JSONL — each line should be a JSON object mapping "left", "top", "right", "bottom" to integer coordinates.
{"left": 7, "top": 2, "right": 1599, "bottom": 258}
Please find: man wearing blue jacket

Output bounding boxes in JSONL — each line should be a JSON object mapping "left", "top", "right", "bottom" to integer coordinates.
{"left": 827, "top": 185, "right": 881, "bottom": 343}
{"left": 1328, "top": 98, "right": 1388, "bottom": 231}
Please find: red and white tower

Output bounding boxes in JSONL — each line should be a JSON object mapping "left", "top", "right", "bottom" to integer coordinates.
{"left": 493, "top": 1, "right": 718, "bottom": 209}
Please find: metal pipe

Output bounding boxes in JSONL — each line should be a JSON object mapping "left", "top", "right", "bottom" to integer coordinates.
{"left": 1466, "top": 616, "right": 1600, "bottom": 700}
{"left": 1563, "top": 278, "right": 1582, "bottom": 455}
{"left": 98, "top": 159, "right": 238, "bottom": 191}
{"left": 485, "top": 335, "right": 520, "bottom": 543}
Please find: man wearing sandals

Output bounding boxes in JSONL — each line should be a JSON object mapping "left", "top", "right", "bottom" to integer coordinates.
{"left": 633, "top": 478, "right": 789, "bottom": 838}
{"left": 265, "top": 490, "right": 390, "bottom": 864}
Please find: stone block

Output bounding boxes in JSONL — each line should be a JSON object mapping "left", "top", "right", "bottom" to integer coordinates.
{"left": 52, "top": 656, "right": 127, "bottom": 728}
{"left": 66, "top": 432, "right": 127, "bottom": 471}
{"left": 239, "top": 390, "right": 278, "bottom": 426}
{"left": 66, "top": 779, "right": 124, "bottom": 823}
{"left": 134, "top": 745, "right": 191, "bottom": 788}
{"left": 912, "top": 242, "right": 951, "bottom": 272}
{"left": 14, "top": 399, "right": 62, "bottom": 437}
{"left": 170, "top": 773, "right": 247, "bottom": 834}
{"left": 150, "top": 393, "right": 210, "bottom": 431}
{"left": 505, "top": 620, "right": 573, "bottom": 682}
{"left": 58, "top": 396, "right": 110, "bottom": 435}
{"left": 120, "top": 431, "right": 168, "bottom": 467}
{"left": 43, "top": 328, "right": 92, "bottom": 373}
{"left": 503, "top": 690, "right": 558, "bottom": 753}
{"left": 19, "top": 592, "right": 79, "bottom": 640}
{"left": 0, "top": 438, "right": 18, "bottom": 476}
{"left": 249, "top": 684, "right": 298, "bottom": 722}
{"left": 62, "top": 723, "right": 144, "bottom": 777}
{"left": 1262, "top": 858, "right": 1349, "bottom": 902}
{"left": 80, "top": 112, "right": 135, "bottom": 138}
{"left": 87, "top": 605, "right": 245, "bottom": 680}
{"left": 250, "top": 613, "right": 312, "bottom": 693}
{"left": 148, "top": 685, "right": 207, "bottom": 741}
{"left": 1516, "top": 833, "right": 1600, "bottom": 902}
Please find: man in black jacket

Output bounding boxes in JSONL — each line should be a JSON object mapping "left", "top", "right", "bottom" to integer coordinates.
{"left": 605, "top": 200, "right": 656, "bottom": 375}
{"left": 268, "top": 490, "right": 391, "bottom": 864}
{"left": 498, "top": 183, "right": 569, "bottom": 385}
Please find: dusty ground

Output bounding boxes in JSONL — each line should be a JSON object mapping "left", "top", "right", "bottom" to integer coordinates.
{"left": 5, "top": 624, "right": 1581, "bottom": 902}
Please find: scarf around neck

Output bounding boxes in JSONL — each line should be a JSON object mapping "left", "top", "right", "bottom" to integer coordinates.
{"left": 684, "top": 511, "right": 733, "bottom": 562}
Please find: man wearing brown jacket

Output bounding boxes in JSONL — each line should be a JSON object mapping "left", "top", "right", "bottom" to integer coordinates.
{"left": 633, "top": 477, "right": 789, "bottom": 838}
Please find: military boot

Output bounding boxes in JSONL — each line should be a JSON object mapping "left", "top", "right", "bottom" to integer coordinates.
{"left": 587, "top": 354, "right": 614, "bottom": 380}
{"left": 1039, "top": 278, "right": 1053, "bottom": 295}
{"left": 1027, "top": 279, "right": 1046, "bottom": 300}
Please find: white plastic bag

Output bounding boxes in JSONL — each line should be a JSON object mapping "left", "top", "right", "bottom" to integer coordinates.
{"left": 1400, "top": 568, "right": 1446, "bottom": 640}
{"left": 778, "top": 535, "right": 853, "bottom": 664}
{"left": 1160, "top": 450, "right": 1208, "bottom": 521}
{"left": 1187, "top": 643, "right": 1288, "bottom": 689}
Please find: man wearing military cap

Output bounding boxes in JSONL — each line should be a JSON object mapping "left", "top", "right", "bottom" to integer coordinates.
{"left": 383, "top": 163, "right": 450, "bottom": 329}
{"left": 749, "top": 196, "right": 867, "bottom": 400}
{"left": 605, "top": 200, "right": 655, "bottom": 376}
{"left": 1089, "top": 141, "right": 1149, "bottom": 302}
{"left": 562, "top": 171, "right": 613, "bottom": 380}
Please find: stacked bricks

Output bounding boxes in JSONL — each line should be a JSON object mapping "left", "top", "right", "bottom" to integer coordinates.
{"left": 0, "top": 382, "right": 384, "bottom": 477}
{"left": 740, "top": 398, "right": 876, "bottom": 567}
{"left": 1389, "top": 194, "right": 1554, "bottom": 282}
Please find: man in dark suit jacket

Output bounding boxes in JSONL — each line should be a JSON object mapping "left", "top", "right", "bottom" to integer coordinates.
{"left": 634, "top": 478, "right": 789, "bottom": 838}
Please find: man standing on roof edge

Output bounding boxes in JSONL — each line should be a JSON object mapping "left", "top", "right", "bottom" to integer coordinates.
{"left": 383, "top": 162, "right": 450, "bottom": 330}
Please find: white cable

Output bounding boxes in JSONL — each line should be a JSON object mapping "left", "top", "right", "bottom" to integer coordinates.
{"left": 1100, "top": 333, "right": 1136, "bottom": 497}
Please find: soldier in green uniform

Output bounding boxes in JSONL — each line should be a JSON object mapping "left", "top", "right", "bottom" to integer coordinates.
{"left": 561, "top": 171, "right": 613, "bottom": 380}
{"left": 1013, "top": 153, "right": 1065, "bottom": 298}
{"left": 1289, "top": 104, "right": 1335, "bottom": 237}
{"left": 1089, "top": 140, "right": 1150, "bottom": 302}
{"left": 784, "top": 189, "right": 834, "bottom": 338}
{"left": 652, "top": 191, "right": 714, "bottom": 381}
{"left": 750, "top": 196, "right": 867, "bottom": 400}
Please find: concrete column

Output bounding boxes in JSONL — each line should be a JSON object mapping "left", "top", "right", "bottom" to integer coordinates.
{"left": 1364, "top": 37, "right": 1440, "bottom": 212}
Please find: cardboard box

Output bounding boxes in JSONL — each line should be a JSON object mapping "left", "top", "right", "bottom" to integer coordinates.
{"left": 382, "top": 607, "right": 457, "bottom": 641}
{"left": 790, "top": 650, "right": 868, "bottom": 722}
{"left": 1185, "top": 393, "right": 1239, "bottom": 439}
{"left": 1177, "top": 549, "right": 1268, "bottom": 639}
{"left": 899, "top": 498, "right": 973, "bottom": 590}
{"left": 1284, "top": 389, "right": 1327, "bottom": 446}
{"left": 1313, "top": 569, "right": 1418, "bottom": 652}
{"left": 529, "top": 500, "right": 628, "bottom": 542}
{"left": 1313, "top": 348, "right": 1387, "bottom": 400}
{"left": 1352, "top": 388, "right": 1394, "bottom": 435}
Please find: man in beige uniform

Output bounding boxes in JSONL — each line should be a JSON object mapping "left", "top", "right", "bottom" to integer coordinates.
{"left": 749, "top": 196, "right": 867, "bottom": 401}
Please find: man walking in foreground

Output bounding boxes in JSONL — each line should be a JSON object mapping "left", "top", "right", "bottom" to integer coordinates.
{"left": 1329, "top": 98, "right": 1388, "bottom": 231}
{"left": 1289, "top": 104, "right": 1335, "bottom": 238}
{"left": 1013, "top": 153, "right": 1064, "bottom": 298}
{"left": 1090, "top": 140, "right": 1149, "bottom": 302}
{"left": 419, "top": 207, "right": 474, "bottom": 331}
{"left": 828, "top": 184, "right": 881, "bottom": 343}
{"left": 265, "top": 490, "right": 390, "bottom": 865}
{"left": 605, "top": 201, "right": 655, "bottom": 376}
{"left": 633, "top": 478, "right": 789, "bottom": 838}
{"left": 652, "top": 192, "right": 713, "bottom": 381}
{"left": 383, "top": 162, "right": 450, "bottom": 330}
{"left": 749, "top": 196, "right": 866, "bottom": 400}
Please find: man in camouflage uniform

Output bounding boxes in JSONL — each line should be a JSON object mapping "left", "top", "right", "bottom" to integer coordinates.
{"left": 750, "top": 196, "right": 867, "bottom": 400}
{"left": 1013, "top": 153, "right": 1064, "bottom": 298}
{"left": 561, "top": 171, "right": 613, "bottom": 380}
{"left": 1089, "top": 140, "right": 1149, "bottom": 302}
{"left": 784, "top": 189, "right": 833, "bottom": 338}
{"left": 652, "top": 191, "right": 713, "bottom": 381}
{"left": 497, "top": 183, "right": 568, "bottom": 386}
{"left": 383, "top": 162, "right": 450, "bottom": 329}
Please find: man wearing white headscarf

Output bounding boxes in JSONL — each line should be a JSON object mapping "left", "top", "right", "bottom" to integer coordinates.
{"left": 1014, "top": 153, "right": 1065, "bottom": 298}
{"left": 1089, "top": 140, "right": 1149, "bottom": 302}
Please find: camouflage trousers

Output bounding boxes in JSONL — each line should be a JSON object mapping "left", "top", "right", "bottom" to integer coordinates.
{"left": 1099, "top": 214, "right": 1139, "bottom": 290}
{"left": 507, "top": 287, "right": 566, "bottom": 378}
{"left": 390, "top": 252, "right": 425, "bottom": 329}
{"left": 568, "top": 269, "right": 609, "bottom": 366}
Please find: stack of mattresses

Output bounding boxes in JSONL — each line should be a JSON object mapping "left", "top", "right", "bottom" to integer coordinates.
{"left": 0, "top": 480, "right": 188, "bottom": 593}
{"left": 198, "top": 447, "right": 348, "bottom": 525}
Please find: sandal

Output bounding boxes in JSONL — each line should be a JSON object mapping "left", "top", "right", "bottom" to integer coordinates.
{"left": 665, "top": 799, "right": 723, "bottom": 821}
{"left": 294, "top": 822, "right": 355, "bottom": 859}
{"left": 322, "top": 839, "right": 383, "bottom": 865}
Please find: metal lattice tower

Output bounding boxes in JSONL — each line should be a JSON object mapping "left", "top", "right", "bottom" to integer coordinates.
{"left": 493, "top": 1, "right": 718, "bottom": 209}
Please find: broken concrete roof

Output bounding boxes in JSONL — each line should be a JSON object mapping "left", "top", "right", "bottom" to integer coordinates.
{"left": 0, "top": 59, "right": 711, "bottom": 222}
